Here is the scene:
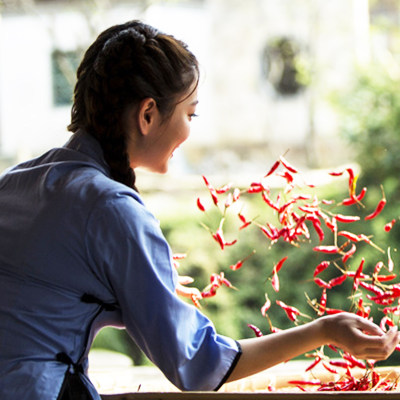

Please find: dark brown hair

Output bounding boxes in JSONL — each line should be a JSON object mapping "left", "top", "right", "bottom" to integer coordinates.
{"left": 67, "top": 20, "right": 199, "bottom": 190}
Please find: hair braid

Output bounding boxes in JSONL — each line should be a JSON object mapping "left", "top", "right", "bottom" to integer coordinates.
{"left": 68, "top": 21, "right": 199, "bottom": 191}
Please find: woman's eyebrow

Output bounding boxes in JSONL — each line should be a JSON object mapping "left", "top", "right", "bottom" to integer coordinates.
{"left": 190, "top": 100, "right": 199, "bottom": 106}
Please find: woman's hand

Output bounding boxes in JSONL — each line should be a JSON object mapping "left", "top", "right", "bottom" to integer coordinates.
{"left": 320, "top": 312, "right": 399, "bottom": 361}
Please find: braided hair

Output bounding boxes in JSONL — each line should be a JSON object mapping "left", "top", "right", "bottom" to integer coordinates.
{"left": 67, "top": 21, "right": 199, "bottom": 191}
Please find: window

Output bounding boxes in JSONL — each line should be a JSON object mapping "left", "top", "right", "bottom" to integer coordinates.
{"left": 51, "top": 49, "right": 82, "bottom": 106}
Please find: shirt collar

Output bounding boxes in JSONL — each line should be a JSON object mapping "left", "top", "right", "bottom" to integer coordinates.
{"left": 64, "top": 130, "right": 111, "bottom": 176}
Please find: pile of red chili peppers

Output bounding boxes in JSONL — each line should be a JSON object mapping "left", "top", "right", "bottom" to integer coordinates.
{"left": 174, "top": 155, "right": 400, "bottom": 391}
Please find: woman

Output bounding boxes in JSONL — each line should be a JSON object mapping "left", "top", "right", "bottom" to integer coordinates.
{"left": 0, "top": 20, "right": 397, "bottom": 400}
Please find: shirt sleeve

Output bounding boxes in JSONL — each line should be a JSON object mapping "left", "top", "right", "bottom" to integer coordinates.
{"left": 85, "top": 192, "right": 241, "bottom": 391}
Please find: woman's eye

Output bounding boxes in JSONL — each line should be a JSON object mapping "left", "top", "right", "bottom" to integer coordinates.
{"left": 189, "top": 113, "right": 199, "bottom": 120}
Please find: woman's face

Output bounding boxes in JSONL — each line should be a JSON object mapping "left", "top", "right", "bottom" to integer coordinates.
{"left": 132, "top": 85, "right": 199, "bottom": 174}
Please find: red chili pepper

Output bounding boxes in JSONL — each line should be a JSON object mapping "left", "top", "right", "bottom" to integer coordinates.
{"left": 233, "top": 188, "right": 241, "bottom": 202}
{"left": 259, "top": 225, "right": 275, "bottom": 240}
{"left": 334, "top": 214, "right": 360, "bottom": 223}
{"left": 279, "top": 155, "right": 298, "bottom": 174}
{"left": 224, "top": 193, "right": 233, "bottom": 208}
{"left": 274, "top": 256, "right": 288, "bottom": 273}
{"left": 374, "top": 261, "right": 384, "bottom": 276}
{"left": 383, "top": 306, "right": 400, "bottom": 316}
{"left": 191, "top": 294, "right": 201, "bottom": 308}
{"left": 261, "top": 294, "right": 271, "bottom": 316}
{"left": 242, "top": 222, "right": 252, "bottom": 230}
{"left": 288, "top": 379, "right": 321, "bottom": 386}
{"left": 359, "top": 281, "right": 384, "bottom": 296}
{"left": 314, "top": 277, "right": 332, "bottom": 289}
{"left": 342, "top": 243, "right": 356, "bottom": 264}
{"left": 319, "top": 288, "right": 327, "bottom": 316}
{"left": 325, "top": 307, "right": 345, "bottom": 314}
{"left": 313, "top": 245, "right": 339, "bottom": 254}
{"left": 278, "top": 198, "right": 297, "bottom": 214}
{"left": 261, "top": 192, "right": 280, "bottom": 211}
{"left": 277, "top": 171, "right": 294, "bottom": 184}
{"left": 342, "top": 187, "right": 367, "bottom": 206}
{"left": 329, "top": 360, "right": 352, "bottom": 369}
{"left": 229, "top": 251, "right": 255, "bottom": 271}
{"left": 337, "top": 231, "right": 361, "bottom": 242}
{"left": 311, "top": 218, "right": 324, "bottom": 241}
{"left": 380, "top": 316, "right": 395, "bottom": 331}
{"left": 343, "top": 352, "right": 366, "bottom": 369}
{"left": 212, "top": 227, "right": 237, "bottom": 250}
{"left": 384, "top": 218, "right": 396, "bottom": 232}
{"left": 247, "top": 182, "right": 265, "bottom": 193}
{"left": 215, "top": 183, "right": 232, "bottom": 194}
{"left": 376, "top": 274, "right": 397, "bottom": 282}
{"left": 202, "top": 175, "right": 219, "bottom": 205}
{"left": 264, "top": 160, "right": 280, "bottom": 177}
{"left": 247, "top": 323, "right": 263, "bottom": 337}
{"left": 322, "top": 362, "right": 338, "bottom": 374}
{"left": 305, "top": 356, "right": 322, "bottom": 372}
{"left": 346, "top": 167, "right": 356, "bottom": 198}
{"left": 313, "top": 261, "right": 330, "bottom": 277}
{"left": 212, "top": 229, "right": 225, "bottom": 250}
{"left": 365, "top": 196, "right": 386, "bottom": 220}
{"left": 328, "top": 274, "right": 347, "bottom": 287}
{"left": 353, "top": 258, "right": 365, "bottom": 291}
{"left": 276, "top": 300, "right": 300, "bottom": 321}
{"left": 196, "top": 197, "right": 205, "bottom": 212}
{"left": 388, "top": 247, "right": 394, "bottom": 272}
{"left": 201, "top": 288, "right": 217, "bottom": 298}
{"left": 271, "top": 269, "right": 279, "bottom": 292}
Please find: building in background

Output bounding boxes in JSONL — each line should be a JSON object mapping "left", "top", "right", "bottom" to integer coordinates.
{"left": 0, "top": 0, "right": 386, "bottom": 181}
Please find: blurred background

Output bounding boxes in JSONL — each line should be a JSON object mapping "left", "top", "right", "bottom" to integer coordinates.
{"left": 2, "top": 0, "right": 400, "bottom": 368}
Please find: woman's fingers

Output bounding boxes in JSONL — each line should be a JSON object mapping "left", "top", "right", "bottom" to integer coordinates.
{"left": 350, "top": 326, "right": 399, "bottom": 360}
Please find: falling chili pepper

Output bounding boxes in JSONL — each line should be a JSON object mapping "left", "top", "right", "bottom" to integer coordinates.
{"left": 359, "top": 281, "right": 384, "bottom": 296}
{"left": 196, "top": 197, "right": 206, "bottom": 212}
{"left": 353, "top": 258, "right": 365, "bottom": 291}
{"left": 313, "top": 261, "right": 330, "bottom": 277}
{"left": 334, "top": 214, "right": 360, "bottom": 223}
{"left": 365, "top": 188, "right": 386, "bottom": 220}
{"left": 215, "top": 183, "right": 232, "bottom": 194}
{"left": 319, "top": 288, "right": 327, "bottom": 316}
{"left": 328, "top": 274, "right": 347, "bottom": 287}
{"left": 280, "top": 155, "right": 298, "bottom": 174}
{"left": 376, "top": 274, "right": 397, "bottom": 282}
{"left": 261, "top": 294, "right": 271, "bottom": 316}
{"left": 388, "top": 247, "right": 394, "bottom": 272}
{"left": 261, "top": 191, "right": 280, "bottom": 211}
{"left": 202, "top": 175, "right": 219, "bottom": 205}
{"left": 313, "top": 245, "right": 339, "bottom": 254}
{"left": 305, "top": 356, "right": 322, "bottom": 372}
{"left": 346, "top": 167, "right": 356, "bottom": 198}
{"left": 314, "top": 277, "right": 332, "bottom": 289}
{"left": 384, "top": 219, "right": 397, "bottom": 232}
{"left": 274, "top": 256, "right": 288, "bottom": 273}
{"left": 271, "top": 269, "right": 279, "bottom": 292}
{"left": 248, "top": 323, "right": 263, "bottom": 337}
{"left": 229, "top": 250, "right": 255, "bottom": 271}
{"left": 342, "top": 243, "right": 356, "bottom": 264}
{"left": 265, "top": 160, "right": 280, "bottom": 177}
{"left": 232, "top": 188, "right": 241, "bottom": 202}
{"left": 342, "top": 187, "right": 367, "bottom": 206}
{"left": 337, "top": 231, "right": 362, "bottom": 242}
{"left": 276, "top": 300, "right": 301, "bottom": 321}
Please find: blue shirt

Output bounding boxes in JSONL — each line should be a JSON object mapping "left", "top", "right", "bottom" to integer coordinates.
{"left": 0, "top": 131, "right": 240, "bottom": 399}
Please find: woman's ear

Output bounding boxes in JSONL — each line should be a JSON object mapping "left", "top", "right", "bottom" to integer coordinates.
{"left": 137, "top": 98, "right": 158, "bottom": 136}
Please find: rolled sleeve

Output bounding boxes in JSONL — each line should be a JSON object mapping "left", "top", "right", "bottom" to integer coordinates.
{"left": 85, "top": 192, "right": 241, "bottom": 390}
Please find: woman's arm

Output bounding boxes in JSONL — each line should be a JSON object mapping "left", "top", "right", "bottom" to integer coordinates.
{"left": 227, "top": 312, "right": 399, "bottom": 383}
